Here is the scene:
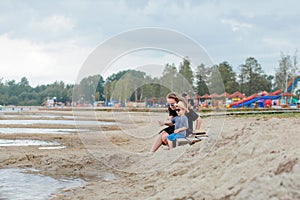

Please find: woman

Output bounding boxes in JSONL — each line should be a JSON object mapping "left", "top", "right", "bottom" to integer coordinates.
{"left": 150, "top": 92, "right": 202, "bottom": 152}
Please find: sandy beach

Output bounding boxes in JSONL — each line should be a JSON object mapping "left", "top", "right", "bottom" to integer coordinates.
{"left": 0, "top": 109, "right": 299, "bottom": 199}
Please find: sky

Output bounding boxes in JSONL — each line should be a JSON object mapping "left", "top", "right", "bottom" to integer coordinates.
{"left": 0, "top": 0, "right": 299, "bottom": 86}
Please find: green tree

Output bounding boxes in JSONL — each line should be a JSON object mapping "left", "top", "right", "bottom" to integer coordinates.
{"left": 104, "top": 70, "right": 141, "bottom": 102}
{"left": 0, "top": 77, "right": 75, "bottom": 106}
{"left": 103, "top": 80, "right": 116, "bottom": 103}
{"left": 217, "top": 62, "right": 239, "bottom": 94}
{"left": 239, "top": 57, "right": 271, "bottom": 96}
{"left": 95, "top": 75, "right": 105, "bottom": 101}
{"left": 75, "top": 75, "right": 104, "bottom": 104}
{"left": 104, "top": 70, "right": 149, "bottom": 104}
{"left": 178, "top": 57, "right": 194, "bottom": 87}
{"left": 161, "top": 63, "right": 178, "bottom": 92}
{"left": 19, "top": 77, "right": 30, "bottom": 87}
{"left": 195, "top": 64, "right": 209, "bottom": 95}
{"left": 208, "top": 65, "right": 225, "bottom": 94}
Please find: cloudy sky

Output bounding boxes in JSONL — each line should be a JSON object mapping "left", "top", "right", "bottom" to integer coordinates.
{"left": 0, "top": 0, "right": 299, "bottom": 86}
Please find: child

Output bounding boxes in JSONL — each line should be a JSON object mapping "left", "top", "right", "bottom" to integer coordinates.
{"left": 166, "top": 101, "right": 189, "bottom": 149}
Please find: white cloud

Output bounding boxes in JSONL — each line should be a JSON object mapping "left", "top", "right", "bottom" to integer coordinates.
{"left": 262, "top": 38, "right": 293, "bottom": 47}
{"left": 40, "top": 14, "right": 75, "bottom": 33}
{"left": 221, "top": 19, "right": 253, "bottom": 32}
{"left": 0, "top": 34, "right": 91, "bottom": 86}
{"left": 103, "top": 50, "right": 183, "bottom": 79}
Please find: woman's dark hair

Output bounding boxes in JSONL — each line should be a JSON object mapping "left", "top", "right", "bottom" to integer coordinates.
{"left": 166, "top": 92, "right": 179, "bottom": 103}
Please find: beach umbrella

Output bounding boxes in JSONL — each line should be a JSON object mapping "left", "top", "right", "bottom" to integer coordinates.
{"left": 218, "top": 92, "right": 231, "bottom": 98}
{"left": 209, "top": 93, "right": 219, "bottom": 98}
{"left": 229, "top": 91, "right": 245, "bottom": 99}
{"left": 200, "top": 94, "right": 210, "bottom": 99}
{"left": 194, "top": 94, "right": 201, "bottom": 99}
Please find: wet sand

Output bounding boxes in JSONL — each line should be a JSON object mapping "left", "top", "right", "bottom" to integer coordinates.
{"left": 0, "top": 110, "right": 299, "bottom": 199}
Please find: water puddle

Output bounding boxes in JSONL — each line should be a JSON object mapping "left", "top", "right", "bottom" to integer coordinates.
{"left": 0, "top": 139, "right": 59, "bottom": 147}
{"left": 38, "top": 146, "right": 66, "bottom": 150}
{"left": 0, "top": 128, "right": 88, "bottom": 135}
{"left": 0, "top": 168, "right": 85, "bottom": 200}
{"left": 0, "top": 120, "right": 116, "bottom": 126}
{"left": 0, "top": 107, "right": 38, "bottom": 112}
{"left": 1, "top": 114, "right": 78, "bottom": 119}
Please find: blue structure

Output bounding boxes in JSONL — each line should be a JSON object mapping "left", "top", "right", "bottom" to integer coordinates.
{"left": 231, "top": 95, "right": 281, "bottom": 108}
{"left": 287, "top": 75, "right": 300, "bottom": 93}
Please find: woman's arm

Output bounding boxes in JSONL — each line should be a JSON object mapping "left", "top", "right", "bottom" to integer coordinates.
{"left": 195, "top": 116, "right": 202, "bottom": 129}
{"left": 158, "top": 120, "right": 173, "bottom": 126}
{"left": 158, "top": 115, "right": 175, "bottom": 126}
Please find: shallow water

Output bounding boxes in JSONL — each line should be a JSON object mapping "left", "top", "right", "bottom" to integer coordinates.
{"left": 1, "top": 114, "right": 78, "bottom": 119}
{"left": 0, "top": 119, "right": 116, "bottom": 126}
{"left": 0, "top": 128, "right": 88, "bottom": 135}
{"left": 0, "top": 168, "right": 85, "bottom": 200}
{"left": 0, "top": 139, "right": 59, "bottom": 147}
{"left": 0, "top": 107, "right": 38, "bottom": 112}
{"left": 38, "top": 146, "right": 66, "bottom": 150}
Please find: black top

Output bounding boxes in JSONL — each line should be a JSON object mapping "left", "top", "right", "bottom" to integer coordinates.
{"left": 168, "top": 106, "right": 178, "bottom": 118}
{"left": 185, "top": 109, "right": 199, "bottom": 135}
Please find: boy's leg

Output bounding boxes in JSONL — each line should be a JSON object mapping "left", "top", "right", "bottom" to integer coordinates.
{"left": 167, "top": 133, "right": 175, "bottom": 149}
{"left": 167, "top": 139, "right": 173, "bottom": 149}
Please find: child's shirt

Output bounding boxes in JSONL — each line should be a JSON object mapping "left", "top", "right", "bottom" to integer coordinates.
{"left": 171, "top": 115, "right": 188, "bottom": 136}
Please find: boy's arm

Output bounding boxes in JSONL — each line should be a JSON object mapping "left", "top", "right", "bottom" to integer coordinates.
{"left": 174, "top": 126, "right": 188, "bottom": 133}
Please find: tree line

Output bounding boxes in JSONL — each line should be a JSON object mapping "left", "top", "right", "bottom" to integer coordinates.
{"left": 0, "top": 78, "right": 73, "bottom": 106}
{"left": 1, "top": 52, "right": 299, "bottom": 106}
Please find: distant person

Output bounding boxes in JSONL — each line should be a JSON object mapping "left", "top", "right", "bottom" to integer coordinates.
{"left": 181, "top": 92, "right": 202, "bottom": 136}
{"left": 166, "top": 101, "right": 189, "bottom": 149}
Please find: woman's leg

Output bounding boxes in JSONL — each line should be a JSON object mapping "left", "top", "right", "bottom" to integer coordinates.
{"left": 151, "top": 131, "right": 167, "bottom": 152}
{"left": 150, "top": 135, "right": 161, "bottom": 152}
{"left": 161, "top": 132, "right": 169, "bottom": 145}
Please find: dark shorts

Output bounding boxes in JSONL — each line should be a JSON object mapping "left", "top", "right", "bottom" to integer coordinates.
{"left": 159, "top": 126, "right": 175, "bottom": 145}
{"left": 159, "top": 126, "right": 175, "bottom": 135}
